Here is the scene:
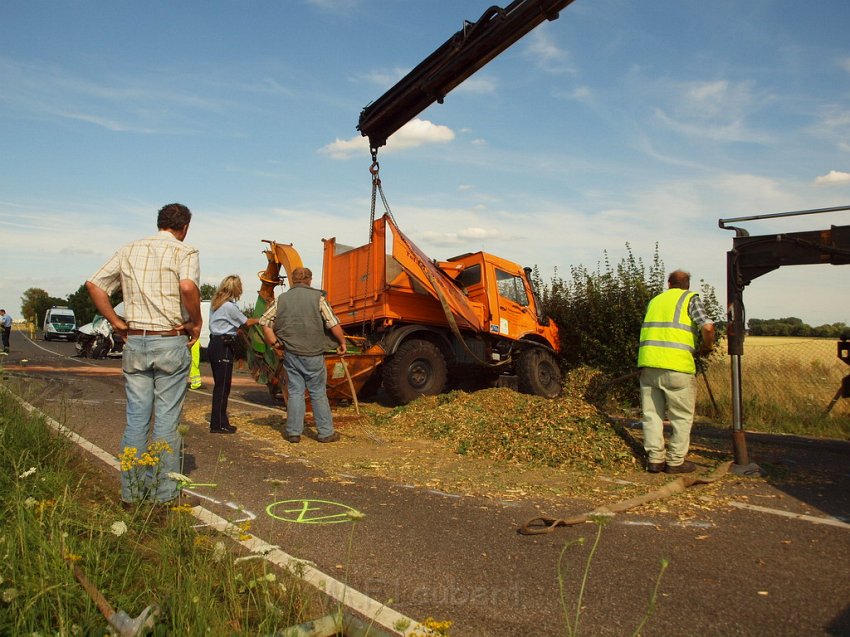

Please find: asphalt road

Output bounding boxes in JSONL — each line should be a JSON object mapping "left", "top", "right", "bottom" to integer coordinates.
{"left": 2, "top": 331, "right": 850, "bottom": 636}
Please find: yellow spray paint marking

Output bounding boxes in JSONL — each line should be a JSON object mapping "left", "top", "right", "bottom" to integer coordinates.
{"left": 267, "top": 499, "right": 361, "bottom": 524}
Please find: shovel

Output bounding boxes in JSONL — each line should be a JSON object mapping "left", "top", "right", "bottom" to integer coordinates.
{"left": 71, "top": 563, "right": 159, "bottom": 637}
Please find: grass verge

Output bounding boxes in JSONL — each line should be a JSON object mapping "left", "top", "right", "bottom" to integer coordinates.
{"left": 0, "top": 386, "right": 322, "bottom": 636}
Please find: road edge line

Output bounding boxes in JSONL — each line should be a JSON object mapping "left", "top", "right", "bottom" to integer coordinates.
{"left": 729, "top": 500, "right": 850, "bottom": 529}
{"left": 2, "top": 386, "right": 427, "bottom": 636}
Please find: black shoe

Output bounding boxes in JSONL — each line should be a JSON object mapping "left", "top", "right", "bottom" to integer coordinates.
{"left": 665, "top": 460, "right": 697, "bottom": 474}
{"left": 285, "top": 434, "right": 301, "bottom": 443}
{"left": 647, "top": 461, "right": 666, "bottom": 474}
{"left": 317, "top": 432, "right": 340, "bottom": 443}
{"left": 210, "top": 425, "right": 237, "bottom": 434}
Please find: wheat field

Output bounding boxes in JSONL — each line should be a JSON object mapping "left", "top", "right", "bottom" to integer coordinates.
{"left": 696, "top": 336, "right": 850, "bottom": 437}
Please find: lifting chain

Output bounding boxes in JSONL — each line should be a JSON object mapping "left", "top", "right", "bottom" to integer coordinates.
{"left": 369, "top": 148, "right": 396, "bottom": 242}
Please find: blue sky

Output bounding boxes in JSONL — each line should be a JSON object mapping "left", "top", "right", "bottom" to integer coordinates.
{"left": 1, "top": 0, "right": 849, "bottom": 326}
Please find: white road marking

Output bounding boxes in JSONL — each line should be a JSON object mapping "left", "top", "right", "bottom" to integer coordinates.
{"left": 193, "top": 506, "right": 428, "bottom": 636}
{"left": 22, "top": 334, "right": 98, "bottom": 366}
{"left": 186, "top": 386, "right": 282, "bottom": 413}
{"left": 729, "top": 501, "right": 850, "bottom": 530}
{"left": 2, "top": 386, "right": 424, "bottom": 635}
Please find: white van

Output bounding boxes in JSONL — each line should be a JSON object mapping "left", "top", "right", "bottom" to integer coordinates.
{"left": 43, "top": 307, "right": 77, "bottom": 341}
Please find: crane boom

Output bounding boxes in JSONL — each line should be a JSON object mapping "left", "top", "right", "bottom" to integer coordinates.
{"left": 357, "top": 0, "right": 577, "bottom": 153}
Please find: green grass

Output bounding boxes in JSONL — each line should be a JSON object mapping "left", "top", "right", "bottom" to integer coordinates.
{"left": 0, "top": 387, "right": 320, "bottom": 636}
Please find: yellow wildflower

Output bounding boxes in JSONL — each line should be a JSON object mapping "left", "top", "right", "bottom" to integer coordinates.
{"left": 148, "top": 440, "right": 172, "bottom": 455}
{"left": 170, "top": 504, "right": 195, "bottom": 514}
{"left": 118, "top": 447, "right": 138, "bottom": 472}
{"left": 36, "top": 499, "right": 56, "bottom": 514}
{"left": 236, "top": 520, "right": 253, "bottom": 541}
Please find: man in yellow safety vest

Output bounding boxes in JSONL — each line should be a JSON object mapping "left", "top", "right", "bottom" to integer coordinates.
{"left": 637, "top": 270, "right": 715, "bottom": 474}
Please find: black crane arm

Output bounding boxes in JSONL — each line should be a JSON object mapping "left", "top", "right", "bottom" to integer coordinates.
{"left": 357, "top": 0, "right": 577, "bottom": 153}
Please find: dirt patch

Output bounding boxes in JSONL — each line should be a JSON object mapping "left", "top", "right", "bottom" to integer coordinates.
{"left": 181, "top": 369, "right": 744, "bottom": 517}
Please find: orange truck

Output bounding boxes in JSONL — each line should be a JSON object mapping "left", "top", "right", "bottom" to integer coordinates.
{"left": 245, "top": 214, "right": 561, "bottom": 406}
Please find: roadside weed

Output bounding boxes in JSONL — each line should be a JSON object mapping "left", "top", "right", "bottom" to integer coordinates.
{"left": 558, "top": 515, "right": 668, "bottom": 637}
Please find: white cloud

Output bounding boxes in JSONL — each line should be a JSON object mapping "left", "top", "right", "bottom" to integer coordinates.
{"left": 814, "top": 170, "right": 850, "bottom": 186}
{"left": 0, "top": 57, "right": 236, "bottom": 135}
{"left": 654, "top": 79, "right": 772, "bottom": 143}
{"left": 810, "top": 104, "right": 850, "bottom": 152}
{"left": 420, "top": 225, "right": 507, "bottom": 247}
{"left": 523, "top": 28, "right": 575, "bottom": 74}
{"left": 357, "top": 67, "right": 408, "bottom": 88}
{"left": 554, "top": 85, "right": 592, "bottom": 102}
{"left": 455, "top": 75, "right": 498, "bottom": 95}
{"left": 318, "top": 135, "right": 369, "bottom": 160}
{"left": 389, "top": 118, "right": 454, "bottom": 149}
{"left": 319, "top": 118, "right": 454, "bottom": 159}
{"left": 305, "top": 0, "right": 359, "bottom": 10}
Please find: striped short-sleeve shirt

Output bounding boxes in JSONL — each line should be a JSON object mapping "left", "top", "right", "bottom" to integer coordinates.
{"left": 88, "top": 231, "right": 200, "bottom": 330}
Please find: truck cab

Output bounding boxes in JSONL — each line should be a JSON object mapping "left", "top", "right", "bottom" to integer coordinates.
{"left": 441, "top": 251, "right": 557, "bottom": 347}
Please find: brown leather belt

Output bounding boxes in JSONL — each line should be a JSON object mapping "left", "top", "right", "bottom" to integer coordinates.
{"left": 126, "top": 329, "right": 182, "bottom": 337}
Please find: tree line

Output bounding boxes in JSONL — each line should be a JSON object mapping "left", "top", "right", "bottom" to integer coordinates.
{"left": 18, "top": 283, "right": 218, "bottom": 329}
{"left": 747, "top": 316, "right": 849, "bottom": 338}
{"left": 18, "top": 255, "right": 845, "bottom": 374}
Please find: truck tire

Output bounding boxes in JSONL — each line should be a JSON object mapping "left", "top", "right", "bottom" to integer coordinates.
{"left": 517, "top": 347, "right": 562, "bottom": 398}
{"left": 383, "top": 339, "right": 447, "bottom": 405}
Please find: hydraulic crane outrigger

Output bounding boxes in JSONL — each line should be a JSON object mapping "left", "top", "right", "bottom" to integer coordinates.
{"left": 720, "top": 205, "right": 850, "bottom": 474}
{"left": 357, "top": 0, "right": 577, "bottom": 154}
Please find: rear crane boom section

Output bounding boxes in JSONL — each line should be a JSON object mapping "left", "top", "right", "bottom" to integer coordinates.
{"left": 357, "top": 0, "right": 578, "bottom": 152}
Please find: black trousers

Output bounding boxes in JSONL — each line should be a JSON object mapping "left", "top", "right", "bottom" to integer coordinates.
{"left": 208, "top": 335, "right": 234, "bottom": 429}
{"left": 2, "top": 327, "right": 10, "bottom": 350}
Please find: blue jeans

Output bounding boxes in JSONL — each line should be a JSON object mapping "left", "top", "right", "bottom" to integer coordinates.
{"left": 120, "top": 335, "right": 190, "bottom": 502}
{"left": 283, "top": 350, "right": 334, "bottom": 438}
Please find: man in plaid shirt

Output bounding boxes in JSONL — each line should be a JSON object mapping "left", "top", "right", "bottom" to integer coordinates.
{"left": 87, "top": 203, "right": 202, "bottom": 505}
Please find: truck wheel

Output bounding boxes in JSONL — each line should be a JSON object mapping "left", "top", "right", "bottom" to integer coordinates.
{"left": 517, "top": 348, "right": 562, "bottom": 398}
{"left": 383, "top": 340, "right": 447, "bottom": 405}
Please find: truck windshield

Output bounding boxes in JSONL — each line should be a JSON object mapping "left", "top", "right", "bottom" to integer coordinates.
{"left": 495, "top": 269, "right": 529, "bottom": 307}
{"left": 51, "top": 316, "right": 75, "bottom": 325}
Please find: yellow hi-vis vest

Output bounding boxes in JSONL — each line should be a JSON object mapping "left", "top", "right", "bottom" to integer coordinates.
{"left": 637, "top": 288, "right": 698, "bottom": 374}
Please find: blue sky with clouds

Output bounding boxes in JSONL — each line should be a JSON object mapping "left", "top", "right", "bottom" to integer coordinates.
{"left": 1, "top": 0, "right": 849, "bottom": 326}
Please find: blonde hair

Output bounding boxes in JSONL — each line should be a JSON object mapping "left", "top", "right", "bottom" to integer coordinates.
{"left": 211, "top": 275, "right": 243, "bottom": 311}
